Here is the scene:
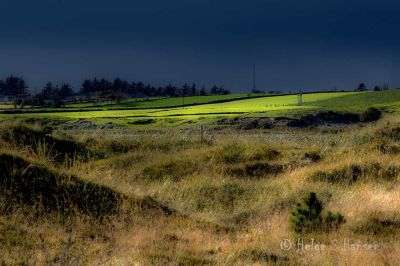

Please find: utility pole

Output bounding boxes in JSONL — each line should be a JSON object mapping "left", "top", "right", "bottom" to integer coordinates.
{"left": 252, "top": 64, "right": 256, "bottom": 93}
{"left": 182, "top": 88, "right": 185, "bottom": 109}
{"left": 298, "top": 90, "right": 303, "bottom": 106}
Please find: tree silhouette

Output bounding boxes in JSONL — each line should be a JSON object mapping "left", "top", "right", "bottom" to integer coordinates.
{"left": 356, "top": 83, "right": 367, "bottom": 91}
{"left": 190, "top": 83, "right": 198, "bottom": 96}
{"left": 75, "top": 77, "right": 230, "bottom": 101}
{"left": 59, "top": 82, "right": 73, "bottom": 98}
{"left": 0, "top": 75, "right": 30, "bottom": 108}
{"left": 199, "top": 86, "right": 207, "bottom": 96}
{"left": 182, "top": 83, "right": 190, "bottom": 96}
{"left": 81, "top": 79, "right": 92, "bottom": 94}
{"left": 36, "top": 82, "right": 63, "bottom": 107}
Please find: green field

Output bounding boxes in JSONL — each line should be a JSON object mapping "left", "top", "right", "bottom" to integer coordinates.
{"left": 80, "top": 94, "right": 270, "bottom": 109}
{"left": 2, "top": 90, "right": 400, "bottom": 126}
{"left": 60, "top": 94, "right": 271, "bottom": 109}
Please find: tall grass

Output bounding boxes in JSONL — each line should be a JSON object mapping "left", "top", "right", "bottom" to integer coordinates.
{"left": 2, "top": 116, "right": 400, "bottom": 265}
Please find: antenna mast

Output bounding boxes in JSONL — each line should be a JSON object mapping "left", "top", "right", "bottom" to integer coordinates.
{"left": 252, "top": 64, "right": 256, "bottom": 92}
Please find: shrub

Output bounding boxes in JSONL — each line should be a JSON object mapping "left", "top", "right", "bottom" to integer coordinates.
{"left": 325, "top": 211, "right": 346, "bottom": 231}
{"left": 290, "top": 192, "right": 323, "bottom": 233}
{"left": 223, "top": 162, "right": 284, "bottom": 179}
{"left": 360, "top": 107, "right": 382, "bottom": 122}
{"left": 247, "top": 146, "right": 280, "bottom": 161}
{"left": 353, "top": 214, "right": 400, "bottom": 235}
{"left": 128, "top": 119, "right": 155, "bottom": 125}
{"left": 310, "top": 165, "right": 362, "bottom": 184}
{"left": 310, "top": 163, "right": 399, "bottom": 184}
{"left": 289, "top": 192, "right": 345, "bottom": 233}
{"left": 303, "top": 151, "right": 322, "bottom": 162}
{"left": 236, "top": 119, "right": 273, "bottom": 130}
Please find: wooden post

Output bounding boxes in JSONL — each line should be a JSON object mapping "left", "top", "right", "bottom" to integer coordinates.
{"left": 200, "top": 124, "right": 205, "bottom": 142}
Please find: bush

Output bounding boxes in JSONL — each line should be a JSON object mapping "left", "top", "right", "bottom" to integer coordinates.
{"left": 325, "top": 211, "right": 346, "bottom": 231}
{"left": 310, "top": 165, "right": 362, "bottom": 184}
{"left": 360, "top": 107, "right": 382, "bottom": 122}
{"left": 303, "top": 152, "right": 322, "bottom": 162}
{"left": 236, "top": 119, "right": 273, "bottom": 130}
{"left": 309, "top": 163, "right": 399, "bottom": 184}
{"left": 289, "top": 192, "right": 345, "bottom": 233}
{"left": 290, "top": 192, "right": 323, "bottom": 233}
{"left": 247, "top": 146, "right": 280, "bottom": 161}
{"left": 353, "top": 214, "right": 400, "bottom": 235}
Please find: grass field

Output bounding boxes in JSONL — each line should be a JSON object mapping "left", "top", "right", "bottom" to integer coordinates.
{"left": 2, "top": 114, "right": 400, "bottom": 265}
{"left": 1, "top": 90, "right": 400, "bottom": 265}
{"left": 36, "top": 94, "right": 272, "bottom": 110}
{"left": 82, "top": 94, "right": 271, "bottom": 109}
{"left": 2, "top": 90, "right": 400, "bottom": 127}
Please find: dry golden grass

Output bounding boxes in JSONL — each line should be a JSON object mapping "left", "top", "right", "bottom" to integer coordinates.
{"left": 1, "top": 115, "right": 400, "bottom": 265}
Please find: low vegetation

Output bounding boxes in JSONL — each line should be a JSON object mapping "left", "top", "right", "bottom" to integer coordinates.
{"left": 0, "top": 90, "right": 397, "bottom": 127}
{"left": 1, "top": 101, "right": 400, "bottom": 265}
{"left": 290, "top": 192, "right": 345, "bottom": 233}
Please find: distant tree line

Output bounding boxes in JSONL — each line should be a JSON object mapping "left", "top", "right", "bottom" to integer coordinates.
{"left": 2, "top": 74, "right": 398, "bottom": 109}
{"left": 0, "top": 76, "right": 30, "bottom": 108}
{"left": 355, "top": 82, "right": 391, "bottom": 92}
{"left": 34, "top": 82, "right": 74, "bottom": 107}
{"left": 80, "top": 78, "right": 230, "bottom": 99}
{"left": 0, "top": 75, "right": 231, "bottom": 108}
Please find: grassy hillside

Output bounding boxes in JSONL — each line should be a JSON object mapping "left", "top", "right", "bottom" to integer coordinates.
{"left": 2, "top": 115, "right": 400, "bottom": 264}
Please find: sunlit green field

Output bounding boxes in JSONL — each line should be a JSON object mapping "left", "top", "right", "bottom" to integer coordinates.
{"left": 2, "top": 90, "right": 400, "bottom": 126}
{"left": 64, "top": 94, "right": 270, "bottom": 109}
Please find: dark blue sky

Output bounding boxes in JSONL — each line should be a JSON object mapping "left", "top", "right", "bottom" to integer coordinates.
{"left": 1, "top": 0, "right": 399, "bottom": 92}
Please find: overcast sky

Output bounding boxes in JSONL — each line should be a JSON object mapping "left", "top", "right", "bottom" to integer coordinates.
{"left": 0, "top": 0, "right": 399, "bottom": 92}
